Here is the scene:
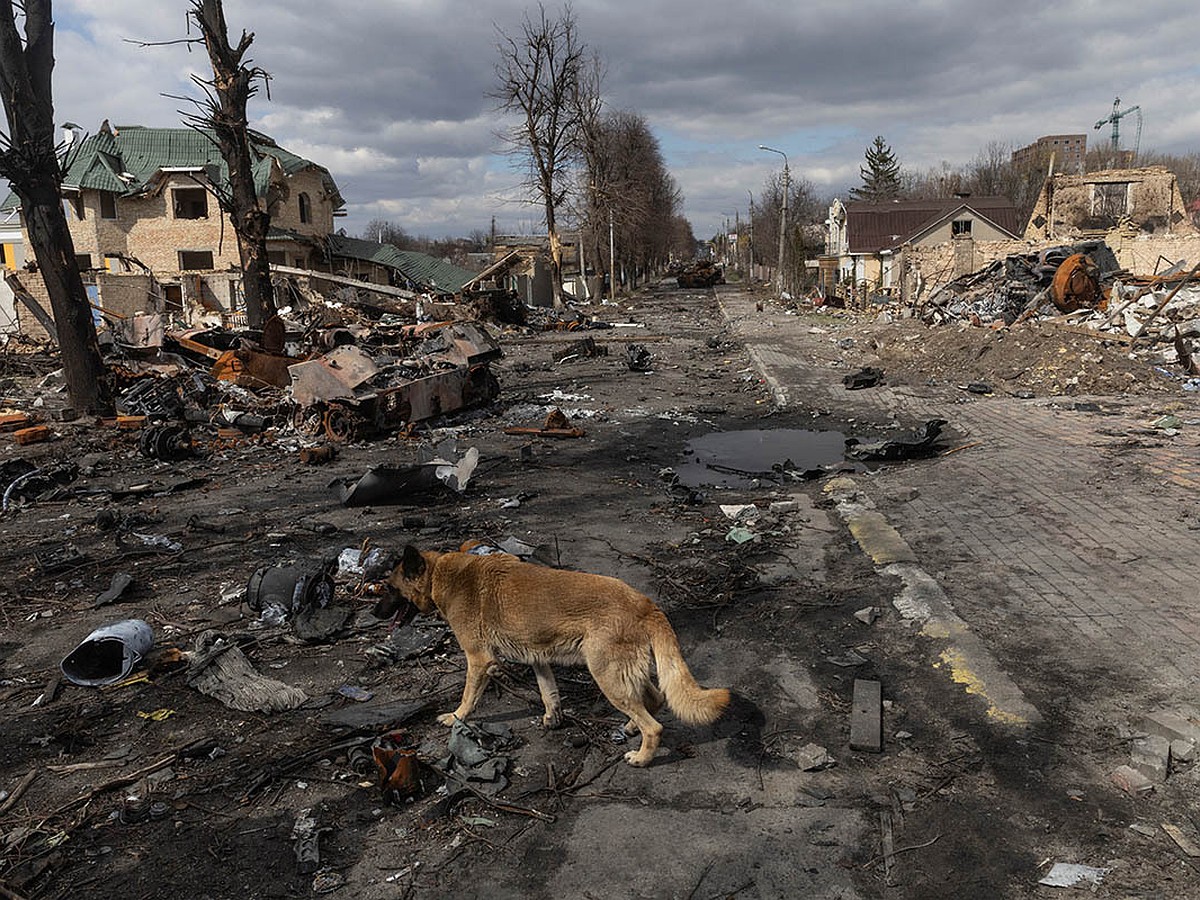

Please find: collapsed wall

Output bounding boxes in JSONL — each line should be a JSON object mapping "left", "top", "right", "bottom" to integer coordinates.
{"left": 902, "top": 233, "right": 1200, "bottom": 306}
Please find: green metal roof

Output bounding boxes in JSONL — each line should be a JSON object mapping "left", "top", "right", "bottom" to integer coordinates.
{"left": 326, "top": 234, "right": 477, "bottom": 296}
{"left": 57, "top": 125, "right": 343, "bottom": 209}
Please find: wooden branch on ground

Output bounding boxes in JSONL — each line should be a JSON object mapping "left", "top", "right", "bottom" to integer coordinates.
{"left": 48, "top": 754, "right": 177, "bottom": 817}
{"left": 0, "top": 769, "right": 37, "bottom": 816}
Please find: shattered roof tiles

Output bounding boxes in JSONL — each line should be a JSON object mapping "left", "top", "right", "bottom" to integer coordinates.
{"left": 326, "top": 234, "right": 477, "bottom": 296}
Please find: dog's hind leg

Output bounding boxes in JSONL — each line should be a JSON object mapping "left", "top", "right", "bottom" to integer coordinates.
{"left": 622, "top": 682, "right": 666, "bottom": 735}
{"left": 588, "top": 658, "right": 663, "bottom": 767}
{"left": 439, "top": 647, "right": 495, "bottom": 726}
{"left": 532, "top": 662, "right": 563, "bottom": 728}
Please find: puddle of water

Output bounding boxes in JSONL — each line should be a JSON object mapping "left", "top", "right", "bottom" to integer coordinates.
{"left": 676, "top": 429, "right": 846, "bottom": 488}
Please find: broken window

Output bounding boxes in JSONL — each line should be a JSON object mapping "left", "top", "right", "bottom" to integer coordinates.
{"left": 1092, "top": 182, "right": 1129, "bottom": 222}
{"left": 298, "top": 192, "right": 311, "bottom": 224}
{"left": 174, "top": 187, "right": 209, "bottom": 219}
{"left": 100, "top": 192, "right": 117, "bottom": 220}
{"left": 951, "top": 219, "right": 972, "bottom": 237}
{"left": 162, "top": 284, "right": 183, "bottom": 312}
{"left": 178, "top": 250, "right": 214, "bottom": 270}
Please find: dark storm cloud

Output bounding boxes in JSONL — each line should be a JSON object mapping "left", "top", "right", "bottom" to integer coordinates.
{"left": 53, "top": 1, "right": 1200, "bottom": 239}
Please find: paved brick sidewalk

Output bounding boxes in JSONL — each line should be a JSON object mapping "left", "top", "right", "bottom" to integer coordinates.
{"left": 721, "top": 288, "right": 1200, "bottom": 707}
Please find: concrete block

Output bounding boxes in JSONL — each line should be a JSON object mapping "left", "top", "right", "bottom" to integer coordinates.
{"left": 797, "top": 743, "right": 834, "bottom": 772}
{"left": 1130, "top": 735, "right": 1170, "bottom": 782}
{"left": 1170, "top": 739, "right": 1197, "bottom": 765}
{"left": 1143, "top": 711, "right": 1200, "bottom": 746}
{"left": 849, "top": 679, "right": 882, "bottom": 752}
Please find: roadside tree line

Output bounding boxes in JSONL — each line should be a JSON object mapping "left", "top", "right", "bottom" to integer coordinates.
{"left": 493, "top": 3, "right": 693, "bottom": 307}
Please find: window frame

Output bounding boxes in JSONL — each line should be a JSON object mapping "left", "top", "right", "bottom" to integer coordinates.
{"left": 177, "top": 249, "right": 215, "bottom": 271}
{"left": 173, "top": 187, "right": 209, "bottom": 220}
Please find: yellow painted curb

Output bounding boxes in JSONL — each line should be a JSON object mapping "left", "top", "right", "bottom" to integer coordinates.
{"left": 846, "top": 512, "right": 917, "bottom": 565}
{"left": 936, "top": 646, "right": 1034, "bottom": 726}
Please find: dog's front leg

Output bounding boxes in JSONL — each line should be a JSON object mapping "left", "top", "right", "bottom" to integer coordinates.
{"left": 439, "top": 649, "right": 493, "bottom": 726}
{"left": 532, "top": 662, "right": 563, "bottom": 728}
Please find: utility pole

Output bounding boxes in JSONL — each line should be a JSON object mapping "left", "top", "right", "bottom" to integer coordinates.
{"left": 759, "top": 145, "right": 789, "bottom": 296}
{"left": 747, "top": 190, "right": 754, "bottom": 282}
{"left": 608, "top": 206, "right": 615, "bottom": 299}
{"left": 734, "top": 209, "right": 741, "bottom": 278}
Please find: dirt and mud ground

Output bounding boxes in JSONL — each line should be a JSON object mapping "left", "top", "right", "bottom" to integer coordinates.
{"left": 0, "top": 282, "right": 1194, "bottom": 899}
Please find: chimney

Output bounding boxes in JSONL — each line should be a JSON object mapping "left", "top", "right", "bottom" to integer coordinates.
{"left": 60, "top": 121, "right": 81, "bottom": 150}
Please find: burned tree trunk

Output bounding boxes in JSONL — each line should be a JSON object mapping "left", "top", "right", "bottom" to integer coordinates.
{"left": 189, "top": 0, "right": 275, "bottom": 329}
{"left": 0, "top": 0, "right": 112, "bottom": 414}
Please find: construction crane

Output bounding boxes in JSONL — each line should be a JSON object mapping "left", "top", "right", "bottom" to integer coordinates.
{"left": 1094, "top": 96, "right": 1142, "bottom": 159}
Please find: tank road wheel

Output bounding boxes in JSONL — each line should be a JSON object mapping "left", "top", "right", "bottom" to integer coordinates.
{"left": 323, "top": 405, "right": 365, "bottom": 443}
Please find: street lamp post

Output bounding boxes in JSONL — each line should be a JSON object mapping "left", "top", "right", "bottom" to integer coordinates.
{"left": 758, "top": 145, "right": 789, "bottom": 296}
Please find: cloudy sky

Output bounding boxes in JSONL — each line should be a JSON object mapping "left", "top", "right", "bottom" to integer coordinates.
{"left": 51, "top": 0, "right": 1200, "bottom": 241}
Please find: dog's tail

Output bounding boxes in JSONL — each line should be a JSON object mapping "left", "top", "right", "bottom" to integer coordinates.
{"left": 649, "top": 609, "right": 730, "bottom": 725}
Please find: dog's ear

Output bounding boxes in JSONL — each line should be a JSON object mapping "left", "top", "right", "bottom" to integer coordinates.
{"left": 401, "top": 544, "right": 426, "bottom": 579}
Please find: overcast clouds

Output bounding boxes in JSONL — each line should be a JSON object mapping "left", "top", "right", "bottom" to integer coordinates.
{"left": 50, "top": 1, "right": 1200, "bottom": 241}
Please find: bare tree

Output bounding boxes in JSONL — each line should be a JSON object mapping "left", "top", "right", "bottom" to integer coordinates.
{"left": 751, "top": 170, "right": 818, "bottom": 293}
{"left": 362, "top": 218, "right": 413, "bottom": 249}
{"left": 187, "top": 0, "right": 275, "bottom": 328}
{"left": 493, "top": 3, "right": 586, "bottom": 309}
{"left": 573, "top": 52, "right": 612, "bottom": 294}
{"left": 0, "top": 0, "right": 111, "bottom": 413}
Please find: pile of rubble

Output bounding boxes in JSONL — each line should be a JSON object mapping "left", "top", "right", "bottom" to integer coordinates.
{"left": 2, "top": 284, "right": 507, "bottom": 459}
{"left": 919, "top": 242, "right": 1200, "bottom": 380}
{"left": 920, "top": 240, "right": 1122, "bottom": 326}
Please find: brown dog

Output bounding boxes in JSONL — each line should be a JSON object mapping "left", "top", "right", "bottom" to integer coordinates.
{"left": 378, "top": 545, "right": 730, "bottom": 767}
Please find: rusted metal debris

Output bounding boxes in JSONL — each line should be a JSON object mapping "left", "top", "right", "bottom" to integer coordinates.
{"left": 288, "top": 322, "right": 502, "bottom": 443}
{"left": 922, "top": 240, "right": 1120, "bottom": 326}
{"left": 503, "top": 407, "right": 584, "bottom": 439}
{"left": 1049, "top": 253, "right": 1101, "bottom": 312}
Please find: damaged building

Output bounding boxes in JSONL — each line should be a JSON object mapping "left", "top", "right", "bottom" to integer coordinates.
{"left": 821, "top": 196, "right": 1023, "bottom": 300}
{"left": 1, "top": 121, "right": 345, "bottom": 335}
{"left": 1023, "top": 166, "right": 1198, "bottom": 241}
{"left": 321, "top": 234, "right": 478, "bottom": 299}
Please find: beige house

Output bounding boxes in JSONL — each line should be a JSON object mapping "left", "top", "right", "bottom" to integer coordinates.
{"left": 4, "top": 121, "right": 343, "bottom": 332}
{"left": 822, "top": 196, "right": 1021, "bottom": 297}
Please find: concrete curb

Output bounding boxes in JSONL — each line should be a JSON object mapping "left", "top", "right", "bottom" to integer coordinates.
{"left": 716, "top": 294, "right": 790, "bottom": 410}
{"left": 824, "top": 477, "right": 1041, "bottom": 727}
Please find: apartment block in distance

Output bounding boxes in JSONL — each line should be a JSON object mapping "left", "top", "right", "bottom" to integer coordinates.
{"left": 1012, "top": 134, "right": 1087, "bottom": 173}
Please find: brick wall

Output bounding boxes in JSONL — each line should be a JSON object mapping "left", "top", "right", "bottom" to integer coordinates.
{"left": 1024, "top": 167, "right": 1198, "bottom": 241}
{"left": 12, "top": 271, "right": 54, "bottom": 342}
{"left": 48, "top": 168, "right": 335, "bottom": 277}
{"left": 95, "top": 273, "right": 156, "bottom": 318}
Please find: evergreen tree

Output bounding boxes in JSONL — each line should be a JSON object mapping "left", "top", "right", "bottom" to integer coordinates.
{"left": 851, "top": 136, "right": 902, "bottom": 202}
